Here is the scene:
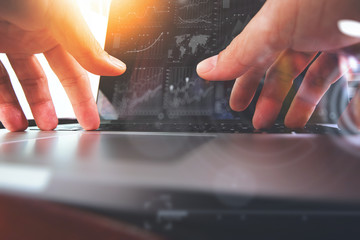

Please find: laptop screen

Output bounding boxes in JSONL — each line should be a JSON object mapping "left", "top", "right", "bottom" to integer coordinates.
{"left": 97, "top": 0, "right": 265, "bottom": 123}
{"left": 97, "top": 0, "right": 347, "bottom": 125}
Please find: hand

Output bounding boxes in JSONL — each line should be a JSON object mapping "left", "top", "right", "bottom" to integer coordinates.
{"left": 0, "top": 0, "right": 126, "bottom": 132}
{"left": 197, "top": 0, "right": 360, "bottom": 130}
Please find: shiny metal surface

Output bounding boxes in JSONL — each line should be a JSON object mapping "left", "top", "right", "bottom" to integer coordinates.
{"left": 0, "top": 129, "right": 359, "bottom": 209}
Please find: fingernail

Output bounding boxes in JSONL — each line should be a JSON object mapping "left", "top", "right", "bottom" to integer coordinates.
{"left": 253, "top": 110, "right": 275, "bottom": 130}
{"left": 197, "top": 55, "right": 218, "bottom": 75}
{"left": 109, "top": 55, "right": 126, "bottom": 70}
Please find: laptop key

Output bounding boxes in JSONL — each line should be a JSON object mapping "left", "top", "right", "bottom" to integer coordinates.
{"left": 92, "top": 122, "right": 341, "bottom": 134}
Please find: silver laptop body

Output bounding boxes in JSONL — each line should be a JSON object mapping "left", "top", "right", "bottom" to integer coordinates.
{"left": 0, "top": 0, "right": 360, "bottom": 239}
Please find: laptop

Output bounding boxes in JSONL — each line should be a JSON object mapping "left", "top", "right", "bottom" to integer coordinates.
{"left": 52, "top": 0, "right": 347, "bottom": 134}
{"left": 1, "top": 0, "right": 360, "bottom": 239}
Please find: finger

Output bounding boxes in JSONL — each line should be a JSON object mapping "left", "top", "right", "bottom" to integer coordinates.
{"left": 0, "top": 60, "right": 28, "bottom": 131}
{"left": 47, "top": 0, "right": 126, "bottom": 76}
{"left": 44, "top": 45, "right": 100, "bottom": 130}
{"left": 230, "top": 67, "right": 266, "bottom": 111}
{"left": 197, "top": 2, "right": 293, "bottom": 81}
{"left": 338, "top": 49, "right": 360, "bottom": 133}
{"left": 285, "top": 53, "right": 342, "bottom": 128}
{"left": 253, "top": 50, "right": 317, "bottom": 129}
{"left": 339, "top": 89, "right": 360, "bottom": 133}
{"left": 7, "top": 54, "right": 58, "bottom": 131}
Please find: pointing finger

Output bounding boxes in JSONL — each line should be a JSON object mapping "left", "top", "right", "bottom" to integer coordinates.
{"left": 0, "top": 60, "right": 28, "bottom": 131}
{"left": 7, "top": 54, "right": 58, "bottom": 131}
{"left": 197, "top": 2, "right": 294, "bottom": 81}
{"left": 230, "top": 67, "right": 267, "bottom": 112}
{"left": 253, "top": 50, "right": 317, "bottom": 129}
{"left": 47, "top": 0, "right": 126, "bottom": 76}
{"left": 285, "top": 53, "right": 342, "bottom": 128}
{"left": 44, "top": 45, "right": 100, "bottom": 130}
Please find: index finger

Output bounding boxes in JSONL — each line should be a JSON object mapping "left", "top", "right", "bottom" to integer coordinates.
{"left": 44, "top": 45, "right": 100, "bottom": 130}
{"left": 47, "top": 0, "right": 126, "bottom": 76}
{"left": 197, "top": 1, "right": 294, "bottom": 81}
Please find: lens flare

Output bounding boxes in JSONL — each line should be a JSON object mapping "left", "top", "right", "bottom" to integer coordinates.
{"left": 75, "top": 0, "right": 112, "bottom": 47}
{"left": 338, "top": 20, "right": 360, "bottom": 38}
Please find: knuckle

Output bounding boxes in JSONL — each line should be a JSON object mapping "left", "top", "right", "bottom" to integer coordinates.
{"left": 76, "top": 47, "right": 96, "bottom": 62}
{"left": 77, "top": 40, "right": 107, "bottom": 62}
{"left": 266, "top": 67, "right": 294, "bottom": 85}
{"left": 0, "top": 75, "right": 9, "bottom": 86}
{"left": 305, "top": 71, "right": 328, "bottom": 89}
{"left": 296, "top": 94, "right": 317, "bottom": 106}
{"left": 20, "top": 76, "right": 47, "bottom": 89}
{"left": 71, "top": 96, "right": 93, "bottom": 108}
{"left": 0, "top": 102, "right": 18, "bottom": 110}
{"left": 29, "top": 98, "right": 53, "bottom": 109}
{"left": 262, "top": 94, "right": 284, "bottom": 105}
{"left": 60, "top": 73, "right": 88, "bottom": 88}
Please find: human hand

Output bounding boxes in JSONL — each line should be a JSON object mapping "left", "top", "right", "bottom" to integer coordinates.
{"left": 0, "top": 0, "right": 126, "bottom": 131}
{"left": 197, "top": 0, "right": 360, "bottom": 130}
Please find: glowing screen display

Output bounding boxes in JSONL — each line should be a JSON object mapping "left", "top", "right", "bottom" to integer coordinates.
{"left": 98, "top": 0, "right": 266, "bottom": 121}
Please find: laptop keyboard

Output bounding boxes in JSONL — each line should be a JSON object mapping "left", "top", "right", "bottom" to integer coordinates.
{"left": 94, "top": 122, "right": 341, "bottom": 134}
{"left": 29, "top": 121, "right": 341, "bottom": 134}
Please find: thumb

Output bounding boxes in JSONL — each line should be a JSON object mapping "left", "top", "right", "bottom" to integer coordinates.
{"left": 48, "top": 0, "right": 126, "bottom": 76}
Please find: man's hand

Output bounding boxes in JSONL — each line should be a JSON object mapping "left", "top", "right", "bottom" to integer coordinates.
{"left": 0, "top": 0, "right": 126, "bottom": 131}
{"left": 197, "top": 0, "right": 360, "bottom": 130}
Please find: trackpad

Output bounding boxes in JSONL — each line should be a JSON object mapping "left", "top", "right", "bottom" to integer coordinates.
{"left": 95, "top": 133, "right": 216, "bottom": 161}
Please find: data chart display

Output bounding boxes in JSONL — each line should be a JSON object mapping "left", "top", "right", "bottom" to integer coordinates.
{"left": 100, "top": 0, "right": 265, "bottom": 120}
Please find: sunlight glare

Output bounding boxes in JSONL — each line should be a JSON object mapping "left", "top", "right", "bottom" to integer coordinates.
{"left": 76, "top": 0, "right": 112, "bottom": 47}
{"left": 338, "top": 20, "right": 360, "bottom": 38}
